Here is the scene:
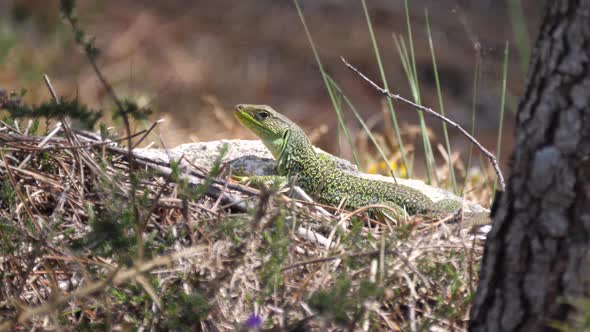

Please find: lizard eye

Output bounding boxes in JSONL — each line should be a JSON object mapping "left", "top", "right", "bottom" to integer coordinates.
{"left": 258, "top": 111, "right": 270, "bottom": 120}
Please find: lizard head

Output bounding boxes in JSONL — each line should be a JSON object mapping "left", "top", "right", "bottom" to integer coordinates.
{"left": 234, "top": 104, "right": 304, "bottom": 158}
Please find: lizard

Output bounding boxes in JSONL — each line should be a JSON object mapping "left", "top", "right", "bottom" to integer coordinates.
{"left": 233, "top": 104, "right": 490, "bottom": 225}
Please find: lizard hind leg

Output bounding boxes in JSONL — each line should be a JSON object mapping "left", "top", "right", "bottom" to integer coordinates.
{"left": 428, "top": 198, "right": 464, "bottom": 221}
{"left": 433, "top": 199, "right": 463, "bottom": 213}
{"left": 233, "top": 174, "right": 289, "bottom": 190}
{"left": 369, "top": 201, "right": 409, "bottom": 225}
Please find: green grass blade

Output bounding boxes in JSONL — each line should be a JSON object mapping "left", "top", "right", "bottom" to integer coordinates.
{"left": 425, "top": 10, "right": 457, "bottom": 193}
{"left": 462, "top": 50, "right": 481, "bottom": 196}
{"left": 361, "top": 0, "right": 409, "bottom": 177}
{"left": 508, "top": 0, "right": 530, "bottom": 74}
{"left": 393, "top": 34, "right": 437, "bottom": 185}
{"left": 326, "top": 75, "right": 400, "bottom": 178}
{"left": 401, "top": 0, "right": 438, "bottom": 185}
{"left": 331, "top": 85, "right": 346, "bottom": 158}
{"left": 403, "top": 0, "right": 420, "bottom": 92}
{"left": 493, "top": 42, "right": 509, "bottom": 193}
{"left": 293, "top": 0, "right": 360, "bottom": 167}
{"left": 402, "top": 0, "right": 437, "bottom": 185}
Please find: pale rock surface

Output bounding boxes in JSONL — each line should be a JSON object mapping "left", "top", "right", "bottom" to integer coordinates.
{"left": 134, "top": 139, "right": 488, "bottom": 214}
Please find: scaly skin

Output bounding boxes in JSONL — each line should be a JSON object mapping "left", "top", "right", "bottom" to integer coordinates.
{"left": 234, "top": 104, "right": 468, "bottom": 218}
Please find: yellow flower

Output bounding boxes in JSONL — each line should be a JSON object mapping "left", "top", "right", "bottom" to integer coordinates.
{"left": 367, "top": 160, "right": 407, "bottom": 177}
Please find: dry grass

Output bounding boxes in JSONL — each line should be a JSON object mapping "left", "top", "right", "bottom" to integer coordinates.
{"left": 0, "top": 115, "right": 487, "bottom": 331}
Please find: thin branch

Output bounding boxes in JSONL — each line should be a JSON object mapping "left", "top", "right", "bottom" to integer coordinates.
{"left": 17, "top": 122, "right": 62, "bottom": 168}
{"left": 132, "top": 119, "right": 164, "bottom": 149}
{"left": 341, "top": 57, "right": 506, "bottom": 191}
{"left": 62, "top": 13, "right": 143, "bottom": 258}
{"left": 1, "top": 153, "right": 45, "bottom": 234}
{"left": 43, "top": 74, "right": 86, "bottom": 187}
{"left": 1, "top": 128, "right": 147, "bottom": 153}
{"left": 39, "top": 76, "right": 108, "bottom": 198}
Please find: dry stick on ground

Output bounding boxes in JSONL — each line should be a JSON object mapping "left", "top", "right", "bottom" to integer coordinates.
{"left": 52, "top": 128, "right": 253, "bottom": 212}
{"left": 43, "top": 74, "right": 89, "bottom": 197}
{"left": 43, "top": 75, "right": 78, "bottom": 151}
{"left": 42, "top": 130, "right": 148, "bottom": 151}
{"left": 341, "top": 57, "right": 506, "bottom": 191}
{"left": 17, "top": 122, "right": 62, "bottom": 168}
{"left": 1, "top": 153, "right": 43, "bottom": 235}
{"left": 43, "top": 75, "right": 107, "bottom": 184}
{"left": 107, "top": 143, "right": 252, "bottom": 212}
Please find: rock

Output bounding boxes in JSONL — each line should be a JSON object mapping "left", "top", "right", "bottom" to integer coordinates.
{"left": 134, "top": 139, "right": 487, "bottom": 213}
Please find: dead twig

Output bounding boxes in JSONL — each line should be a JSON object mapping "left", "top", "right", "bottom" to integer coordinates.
{"left": 2, "top": 153, "right": 45, "bottom": 234}
{"left": 132, "top": 119, "right": 164, "bottom": 149}
{"left": 341, "top": 57, "right": 506, "bottom": 191}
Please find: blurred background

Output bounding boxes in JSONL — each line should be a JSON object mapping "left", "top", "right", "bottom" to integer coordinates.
{"left": 0, "top": 0, "right": 542, "bottom": 176}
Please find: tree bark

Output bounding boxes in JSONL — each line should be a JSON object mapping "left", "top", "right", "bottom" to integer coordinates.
{"left": 469, "top": 1, "right": 590, "bottom": 331}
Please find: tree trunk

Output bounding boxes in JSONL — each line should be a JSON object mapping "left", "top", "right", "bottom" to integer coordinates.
{"left": 469, "top": 1, "right": 590, "bottom": 331}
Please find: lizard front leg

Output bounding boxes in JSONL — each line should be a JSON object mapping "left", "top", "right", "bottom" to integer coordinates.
{"left": 233, "top": 174, "right": 289, "bottom": 190}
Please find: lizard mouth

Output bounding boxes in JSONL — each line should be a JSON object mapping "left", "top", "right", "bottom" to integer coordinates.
{"left": 234, "top": 106, "right": 272, "bottom": 138}
{"left": 234, "top": 108, "right": 255, "bottom": 129}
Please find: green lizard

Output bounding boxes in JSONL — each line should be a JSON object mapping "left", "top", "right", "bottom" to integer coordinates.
{"left": 234, "top": 104, "right": 487, "bottom": 222}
